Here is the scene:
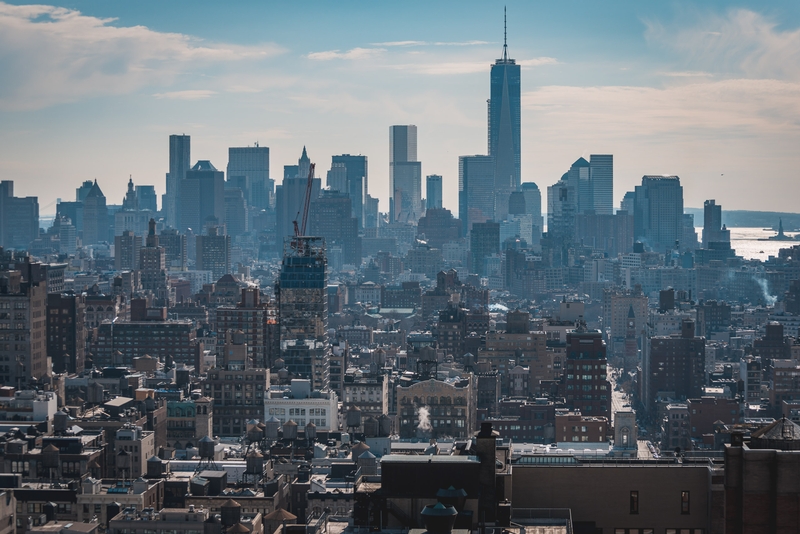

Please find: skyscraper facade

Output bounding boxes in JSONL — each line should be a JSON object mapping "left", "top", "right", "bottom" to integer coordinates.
{"left": 180, "top": 160, "right": 225, "bottom": 234}
{"left": 331, "top": 154, "right": 368, "bottom": 229}
{"left": 279, "top": 236, "right": 328, "bottom": 342}
{"left": 389, "top": 125, "right": 422, "bottom": 223}
{"left": 227, "top": 145, "right": 272, "bottom": 210}
{"left": 0, "top": 181, "right": 39, "bottom": 250}
{"left": 166, "top": 134, "right": 190, "bottom": 228}
{"left": 459, "top": 155, "right": 495, "bottom": 234}
{"left": 488, "top": 21, "right": 521, "bottom": 220}
{"left": 633, "top": 175, "right": 684, "bottom": 252}
{"left": 276, "top": 147, "right": 321, "bottom": 242}
{"left": 702, "top": 199, "right": 730, "bottom": 248}
{"left": 82, "top": 180, "right": 109, "bottom": 246}
{"left": 589, "top": 154, "right": 614, "bottom": 215}
{"left": 135, "top": 185, "right": 158, "bottom": 213}
{"left": 426, "top": 175, "right": 443, "bottom": 210}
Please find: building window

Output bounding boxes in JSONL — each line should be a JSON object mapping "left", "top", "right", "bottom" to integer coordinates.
{"left": 680, "top": 491, "right": 690, "bottom": 514}
{"left": 629, "top": 491, "right": 638, "bottom": 514}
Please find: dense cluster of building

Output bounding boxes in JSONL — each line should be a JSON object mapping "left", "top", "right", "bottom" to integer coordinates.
{"left": 3, "top": 25, "right": 800, "bottom": 534}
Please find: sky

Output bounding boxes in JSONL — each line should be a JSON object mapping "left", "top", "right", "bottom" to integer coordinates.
{"left": 2, "top": 1, "right": 800, "bottom": 218}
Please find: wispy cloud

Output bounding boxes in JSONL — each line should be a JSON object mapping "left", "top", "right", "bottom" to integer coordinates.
{"left": 390, "top": 61, "right": 489, "bottom": 75}
{"left": 645, "top": 9, "right": 800, "bottom": 80}
{"left": 307, "top": 47, "right": 386, "bottom": 60}
{"left": 371, "top": 40, "right": 490, "bottom": 47}
{"left": 658, "top": 71, "right": 713, "bottom": 78}
{"left": 0, "top": 2, "right": 284, "bottom": 110}
{"left": 153, "top": 90, "right": 217, "bottom": 100}
{"left": 518, "top": 57, "right": 559, "bottom": 67}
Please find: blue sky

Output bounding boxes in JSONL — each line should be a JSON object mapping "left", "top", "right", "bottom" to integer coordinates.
{"left": 2, "top": 1, "right": 800, "bottom": 217}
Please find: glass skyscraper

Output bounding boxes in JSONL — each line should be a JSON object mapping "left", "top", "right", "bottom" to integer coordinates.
{"left": 488, "top": 19, "right": 521, "bottom": 221}
{"left": 389, "top": 125, "right": 422, "bottom": 223}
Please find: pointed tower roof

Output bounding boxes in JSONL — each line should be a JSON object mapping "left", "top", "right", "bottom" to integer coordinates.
{"left": 300, "top": 146, "right": 309, "bottom": 163}
{"left": 628, "top": 305, "right": 636, "bottom": 319}
{"left": 85, "top": 179, "right": 105, "bottom": 199}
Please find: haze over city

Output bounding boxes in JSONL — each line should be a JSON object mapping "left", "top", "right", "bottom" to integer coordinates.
{"left": 2, "top": 0, "right": 800, "bottom": 214}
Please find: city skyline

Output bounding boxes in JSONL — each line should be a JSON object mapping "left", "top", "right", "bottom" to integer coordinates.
{"left": 2, "top": 1, "right": 800, "bottom": 217}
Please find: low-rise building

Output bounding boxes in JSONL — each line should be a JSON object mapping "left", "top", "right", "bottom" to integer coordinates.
{"left": 263, "top": 379, "right": 338, "bottom": 430}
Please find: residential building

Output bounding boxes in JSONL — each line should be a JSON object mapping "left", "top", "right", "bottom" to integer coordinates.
{"left": 646, "top": 319, "right": 706, "bottom": 412}
{"left": 46, "top": 292, "right": 86, "bottom": 374}
{"left": 0, "top": 262, "right": 48, "bottom": 386}
{"left": 196, "top": 226, "right": 231, "bottom": 280}
{"left": 203, "top": 330, "right": 270, "bottom": 437}
{"left": 563, "top": 324, "right": 610, "bottom": 420}
{"left": 263, "top": 379, "right": 338, "bottom": 430}
{"left": 396, "top": 375, "right": 476, "bottom": 439}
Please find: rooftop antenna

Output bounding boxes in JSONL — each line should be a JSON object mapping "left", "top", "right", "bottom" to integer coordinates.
{"left": 503, "top": 6, "right": 508, "bottom": 61}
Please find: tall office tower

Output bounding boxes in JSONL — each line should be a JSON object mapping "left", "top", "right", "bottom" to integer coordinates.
{"left": 309, "top": 190, "right": 361, "bottom": 267}
{"left": 426, "top": 175, "right": 443, "bottom": 210}
{"left": 159, "top": 228, "right": 187, "bottom": 271}
{"left": 326, "top": 162, "right": 348, "bottom": 193}
{"left": 180, "top": 160, "right": 225, "bottom": 234}
{"left": 331, "top": 154, "right": 368, "bottom": 229}
{"left": 140, "top": 219, "right": 168, "bottom": 303}
{"left": 136, "top": 185, "right": 158, "bottom": 213}
{"left": 115, "top": 230, "right": 142, "bottom": 271}
{"left": 488, "top": 13, "right": 521, "bottom": 220}
{"left": 470, "top": 221, "right": 500, "bottom": 276}
{"left": 563, "top": 323, "right": 611, "bottom": 420}
{"left": 82, "top": 180, "right": 109, "bottom": 245}
{"left": 224, "top": 188, "right": 248, "bottom": 238}
{"left": 0, "top": 181, "right": 39, "bottom": 250}
{"left": 227, "top": 144, "right": 272, "bottom": 210}
{"left": 0, "top": 263, "right": 48, "bottom": 386}
{"left": 364, "top": 195, "right": 379, "bottom": 229}
{"left": 702, "top": 199, "right": 730, "bottom": 248}
{"left": 588, "top": 155, "right": 613, "bottom": 215}
{"left": 520, "top": 181, "right": 543, "bottom": 246}
{"left": 217, "top": 287, "right": 280, "bottom": 369}
{"left": 47, "top": 292, "right": 86, "bottom": 374}
{"left": 196, "top": 226, "right": 231, "bottom": 280}
{"left": 389, "top": 125, "right": 422, "bottom": 223}
{"left": 278, "top": 236, "right": 328, "bottom": 342}
{"left": 620, "top": 191, "right": 635, "bottom": 213}
{"left": 547, "top": 173, "right": 576, "bottom": 241}
{"left": 76, "top": 180, "right": 94, "bottom": 202}
{"left": 166, "top": 134, "right": 190, "bottom": 228}
{"left": 459, "top": 155, "right": 495, "bottom": 234}
{"left": 633, "top": 175, "right": 684, "bottom": 252}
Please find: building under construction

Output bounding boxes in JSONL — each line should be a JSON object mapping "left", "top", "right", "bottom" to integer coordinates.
{"left": 278, "top": 236, "right": 328, "bottom": 342}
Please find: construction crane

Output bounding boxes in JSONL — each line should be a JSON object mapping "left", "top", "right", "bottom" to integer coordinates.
{"left": 291, "top": 162, "right": 315, "bottom": 251}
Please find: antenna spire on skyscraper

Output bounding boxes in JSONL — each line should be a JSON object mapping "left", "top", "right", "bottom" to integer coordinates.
{"left": 503, "top": 6, "right": 508, "bottom": 61}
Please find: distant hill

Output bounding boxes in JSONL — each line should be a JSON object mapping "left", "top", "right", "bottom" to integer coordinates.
{"left": 685, "top": 209, "right": 800, "bottom": 231}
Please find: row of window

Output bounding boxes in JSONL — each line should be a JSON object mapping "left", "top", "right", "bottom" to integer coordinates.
{"left": 629, "top": 490, "right": 690, "bottom": 515}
